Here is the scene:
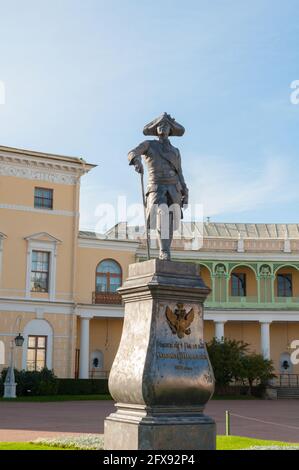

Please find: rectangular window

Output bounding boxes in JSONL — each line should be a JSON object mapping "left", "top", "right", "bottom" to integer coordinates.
{"left": 30, "top": 251, "right": 50, "bottom": 292}
{"left": 34, "top": 187, "right": 53, "bottom": 209}
{"left": 231, "top": 273, "right": 246, "bottom": 297}
{"left": 26, "top": 335, "right": 47, "bottom": 371}
{"left": 277, "top": 274, "right": 293, "bottom": 297}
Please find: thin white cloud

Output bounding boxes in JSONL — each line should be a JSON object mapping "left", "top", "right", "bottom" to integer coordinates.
{"left": 188, "top": 154, "right": 298, "bottom": 217}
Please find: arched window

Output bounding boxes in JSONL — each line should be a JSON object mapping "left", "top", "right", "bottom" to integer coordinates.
{"left": 96, "top": 259, "right": 122, "bottom": 293}
{"left": 277, "top": 274, "right": 293, "bottom": 297}
{"left": 231, "top": 273, "right": 246, "bottom": 296}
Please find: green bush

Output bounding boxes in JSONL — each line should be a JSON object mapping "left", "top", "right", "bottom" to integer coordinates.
{"left": 206, "top": 338, "right": 249, "bottom": 387}
{"left": 1, "top": 368, "right": 58, "bottom": 396}
{"left": 57, "top": 378, "right": 109, "bottom": 395}
{"left": 207, "top": 338, "right": 276, "bottom": 395}
{"left": 214, "top": 384, "right": 266, "bottom": 397}
{"left": 0, "top": 368, "right": 108, "bottom": 396}
{"left": 238, "top": 353, "right": 275, "bottom": 394}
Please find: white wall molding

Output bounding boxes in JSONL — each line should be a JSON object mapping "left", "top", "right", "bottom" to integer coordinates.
{"left": 77, "top": 304, "right": 124, "bottom": 318}
{"left": 0, "top": 299, "right": 298, "bottom": 323}
{"left": 0, "top": 299, "right": 73, "bottom": 314}
{"left": 0, "top": 203, "right": 77, "bottom": 217}
{"left": 205, "top": 309, "right": 299, "bottom": 322}
{"left": 78, "top": 237, "right": 139, "bottom": 253}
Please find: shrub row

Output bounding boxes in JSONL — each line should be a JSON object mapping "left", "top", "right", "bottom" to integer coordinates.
{"left": 0, "top": 368, "right": 58, "bottom": 396}
{"left": 0, "top": 368, "right": 109, "bottom": 396}
{"left": 214, "top": 384, "right": 266, "bottom": 398}
{"left": 57, "top": 378, "right": 109, "bottom": 395}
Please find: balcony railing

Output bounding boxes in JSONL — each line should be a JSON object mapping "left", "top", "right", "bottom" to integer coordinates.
{"left": 92, "top": 291, "right": 122, "bottom": 305}
{"left": 273, "top": 374, "right": 299, "bottom": 388}
{"left": 227, "top": 296, "right": 258, "bottom": 304}
{"left": 274, "top": 296, "right": 299, "bottom": 304}
{"left": 206, "top": 296, "right": 299, "bottom": 309}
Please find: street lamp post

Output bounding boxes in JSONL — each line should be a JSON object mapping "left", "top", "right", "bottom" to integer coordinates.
{"left": 3, "top": 318, "right": 24, "bottom": 399}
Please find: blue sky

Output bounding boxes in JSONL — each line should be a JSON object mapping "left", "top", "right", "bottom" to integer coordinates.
{"left": 0, "top": 0, "right": 298, "bottom": 229}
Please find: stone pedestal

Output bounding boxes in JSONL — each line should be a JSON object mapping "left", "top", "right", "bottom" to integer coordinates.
{"left": 104, "top": 259, "right": 216, "bottom": 450}
{"left": 4, "top": 366, "right": 16, "bottom": 399}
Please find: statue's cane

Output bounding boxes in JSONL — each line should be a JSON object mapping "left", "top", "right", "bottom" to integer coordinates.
{"left": 140, "top": 171, "right": 151, "bottom": 260}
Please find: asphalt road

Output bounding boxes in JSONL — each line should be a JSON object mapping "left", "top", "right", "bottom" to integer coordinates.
{"left": 0, "top": 399, "right": 298, "bottom": 443}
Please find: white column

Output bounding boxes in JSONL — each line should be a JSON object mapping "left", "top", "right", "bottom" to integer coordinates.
{"left": 214, "top": 321, "right": 226, "bottom": 341}
{"left": 260, "top": 322, "right": 271, "bottom": 360}
{"left": 79, "top": 317, "right": 90, "bottom": 379}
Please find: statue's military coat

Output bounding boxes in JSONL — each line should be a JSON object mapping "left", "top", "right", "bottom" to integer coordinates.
{"left": 128, "top": 139, "right": 188, "bottom": 230}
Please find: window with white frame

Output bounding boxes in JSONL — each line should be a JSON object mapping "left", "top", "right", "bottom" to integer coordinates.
{"left": 25, "top": 235, "right": 60, "bottom": 300}
{"left": 30, "top": 251, "right": 50, "bottom": 293}
{"left": 26, "top": 335, "right": 47, "bottom": 370}
{"left": 34, "top": 187, "right": 53, "bottom": 209}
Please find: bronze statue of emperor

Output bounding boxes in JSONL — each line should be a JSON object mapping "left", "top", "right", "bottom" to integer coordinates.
{"left": 128, "top": 112, "right": 189, "bottom": 260}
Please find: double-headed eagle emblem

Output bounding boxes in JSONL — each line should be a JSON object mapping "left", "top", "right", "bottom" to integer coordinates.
{"left": 165, "top": 303, "right": 195, "bottom": 339}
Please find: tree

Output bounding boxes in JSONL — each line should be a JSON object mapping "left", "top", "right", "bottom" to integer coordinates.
{"left": 239, "top": 353, "right": 276, "bottom": 394}
{"left": 206, "top": 338, "right": 249, "bottom": 387}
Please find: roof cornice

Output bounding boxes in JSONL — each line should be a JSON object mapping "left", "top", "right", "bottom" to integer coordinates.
{"left": 0, "top": 146, "right": 96, "bottom": 185}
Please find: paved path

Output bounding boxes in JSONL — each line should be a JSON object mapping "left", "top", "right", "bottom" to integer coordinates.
{"left": 206, "top": 400, "right": 299, "bottom": 443}
{"left": 0, "top": 400, "right": 299, "bottom": 442}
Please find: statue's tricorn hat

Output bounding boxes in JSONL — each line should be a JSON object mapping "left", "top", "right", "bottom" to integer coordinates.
{"left": 143, "top": 112, "right": 185, "bottom": 137}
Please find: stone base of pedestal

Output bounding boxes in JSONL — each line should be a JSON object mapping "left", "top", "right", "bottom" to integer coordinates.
{"left": 4, "top": 383, "right": 16, "bottom": 399}
{"left": 104, "top": 405, "right": 216, "bottom": 450}
{"left": 104, "top": 259, "right": 216, "bottom": 450}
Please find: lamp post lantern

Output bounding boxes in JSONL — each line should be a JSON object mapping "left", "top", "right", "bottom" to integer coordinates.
{"left": 14, "top": 333, "right": 24, "bottom": 348}
{"left": 3, "top": 319, "right": 24, "bottom": 399}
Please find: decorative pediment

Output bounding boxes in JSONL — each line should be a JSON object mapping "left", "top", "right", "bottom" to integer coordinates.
{"left": 24, "top": 232, "right": 61, "bottom": 243}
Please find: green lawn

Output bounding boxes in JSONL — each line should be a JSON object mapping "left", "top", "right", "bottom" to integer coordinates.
{"left": 0, "top": 442, "right": 66, "bottom": 450}
{"left": 0, "top": 436, "right": 297, "bottom": 450}
{"left": 217, "top": 435, "right": 298, "bottom": 450}
{"left": 0, "top": 394, "right": 112, "bottom": 402}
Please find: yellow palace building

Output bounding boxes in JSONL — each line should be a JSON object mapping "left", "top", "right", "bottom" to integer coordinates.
{"left": 1, "top": 146, "right": 299, "bottom": 385}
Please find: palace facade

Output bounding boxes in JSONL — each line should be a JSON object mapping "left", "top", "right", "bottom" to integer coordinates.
{"left": 0, "top": 146, "right": 299, "bottom": 383}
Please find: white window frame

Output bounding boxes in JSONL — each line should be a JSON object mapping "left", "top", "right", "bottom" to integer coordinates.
{"left": 22, "top": 319, "right": 53, "bottom": 370}
{"left": 26, "top": 240, "right": 58, "bottom": 301}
